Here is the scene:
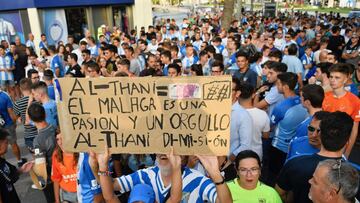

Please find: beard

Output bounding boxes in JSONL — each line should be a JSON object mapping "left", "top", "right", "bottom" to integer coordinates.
{"left": 159, "top": 164, "right": 172, "bottom": 177}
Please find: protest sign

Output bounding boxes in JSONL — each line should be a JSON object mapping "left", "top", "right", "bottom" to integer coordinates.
{"left": 56, "top": 76, "right": 232, "bottom": 155}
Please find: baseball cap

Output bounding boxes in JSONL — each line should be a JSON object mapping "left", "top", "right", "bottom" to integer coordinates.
{"left": 128, "top": 184, "right": 155, "bottom": 203}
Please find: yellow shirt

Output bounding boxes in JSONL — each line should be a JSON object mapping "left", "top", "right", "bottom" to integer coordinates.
{"left": 227, "top": 179, "right": 283, "bottom": 203}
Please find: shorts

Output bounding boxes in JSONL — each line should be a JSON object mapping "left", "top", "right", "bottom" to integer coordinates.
{"left": 60, "top": 189, "right": 77, "bottom": 203}
{"left": 0, "top": 80, "right": 15, "bottom": 89}
{"left": 4, "top": 124, "right": 17, "bottom": 144}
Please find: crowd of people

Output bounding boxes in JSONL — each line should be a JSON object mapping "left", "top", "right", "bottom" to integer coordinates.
{"left": 0, "top": 8, "right": 360, "bottom": 203}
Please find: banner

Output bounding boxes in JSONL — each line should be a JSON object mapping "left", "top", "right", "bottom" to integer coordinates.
{"left": 42, "top": 9, "right": 68, "bottom": 45}
{"left": 0, "top": 11, "right": 24, "bottom": 43}
{"left": 56, "top": 76, "right": 232, "bottom": 155}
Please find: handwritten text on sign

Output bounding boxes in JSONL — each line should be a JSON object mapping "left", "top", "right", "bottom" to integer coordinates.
{"left": 56, "top": 76, "right": 232, "bottom": 155}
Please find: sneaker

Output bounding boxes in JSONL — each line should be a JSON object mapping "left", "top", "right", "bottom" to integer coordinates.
{"left": 17, "top": 158, "right": 27, "bottom": 167}
{"left": 31, "top": 182, "right": 43, "bottom": 190}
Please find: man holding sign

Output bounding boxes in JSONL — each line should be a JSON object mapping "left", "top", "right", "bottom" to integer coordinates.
{"left": 54, "top": 75, "right": 233, "bottom": 202}
{"left": 89, "top": 148, "right": 232, "bottom": 203}
{"left": 56, "top": 76, "right": 232, "bottom": 156}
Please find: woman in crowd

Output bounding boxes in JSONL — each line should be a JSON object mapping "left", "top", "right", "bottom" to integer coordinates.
{"left": 227, "top": 150, "right": 282, "bottom": 203}
{"left": 39, "top": 47, "right": 51, "bottom": 69}
{"left": 51, "top": 133, "right": 78, "bottom": 203}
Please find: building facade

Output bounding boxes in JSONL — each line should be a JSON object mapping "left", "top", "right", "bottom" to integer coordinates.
{"left": 0, "top": 0, "right": 152, "bottom": 51}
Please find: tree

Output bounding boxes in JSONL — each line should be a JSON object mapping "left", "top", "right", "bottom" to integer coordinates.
{"left": 221, "top": 0, "right": 235, "bottom": 31}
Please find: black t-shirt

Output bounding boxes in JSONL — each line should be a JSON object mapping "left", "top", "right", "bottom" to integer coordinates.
{"left": 66, "top": 64, "right": 84, "bottom": 78}
{"left": 13, "top": 44, "right": 28, "bottom": 81}
{"left": 327, "top": 35, "right": 345, "bottom": 59}
{"left": 0, "top": 158, "right": 20, "bottom": 203}
{"left": 277, "top": 153, "right": 341, "bottom": 203}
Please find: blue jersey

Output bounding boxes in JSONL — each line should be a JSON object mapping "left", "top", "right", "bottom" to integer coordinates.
{"left": 43, "top": 100, "right": 58, "bottom": 129}
{"left": 116, "top": 166, "right": 217, "bottom": 203}
{"left": 182, "top": 56, "right": 198, "bottom": 74}
{"left": 215, "top": 45, "right": 225, "bottom": 54}
{"left": 51, "top": 54, "right": 64, "bottom": 77}
{"left": 0, "top": 54, "right": 14, "bottom": 81}
{"left": 271, "top": 96, "right": 309, "bottom": 153}
{"left": 39, "top": 41, "right": 47, "bottom": 49}
{"left": 286, "top": 136, "right": 319, "bottom": 162}
{"left": 294, "top": 116, "right": 312, "bottom": 139}
{"left": 47, "top": 85, "right": 56, "bottom": 100}
{"left": 227, "top": 53, "right": 237, "bottom": 66}
{"left": 0, "top": 91, "right": 13, "bottom": 126}
{"left": 77, "top": 153, "right": 102, "bottom": 203}
{"left": 162, "top": 64, "right": 169, "bottom": 76}
{"left": 345, "top": 83, "right": 359, "bottom": 96}
{"left": 296, "top": 37, "right": 306, "bottom": 58}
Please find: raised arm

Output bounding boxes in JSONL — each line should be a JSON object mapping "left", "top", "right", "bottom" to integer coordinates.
{"left": 196, "top": 155, "right": 232, "bottom": 203}
{"left": 89, "top": 150, "right": 121, "bottom": 203}
{"left": 166, "top": 148, "right": 182, "bottom": 203}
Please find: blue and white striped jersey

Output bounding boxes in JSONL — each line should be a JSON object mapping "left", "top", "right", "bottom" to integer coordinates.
{"left": 116, "top": 166, "right": 218, "bottom": 203}
{"left": 0, "top": 54, "right": 14, "bottom": 81}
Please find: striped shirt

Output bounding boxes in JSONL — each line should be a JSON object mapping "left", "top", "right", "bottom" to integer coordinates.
{"left": 116, "top": 166, "right": 217, "bottom": 203}
{"left": 182, "top": 56, "right": 198, "bottom": 75}
{"left": 0, "top": 54, "right": 14, "bottom": 81}
{"left": 0, "top": 19, "right": 15, "bottom": 43}
{"left": 13, "top": 96, "right": 37, "bottom": 138}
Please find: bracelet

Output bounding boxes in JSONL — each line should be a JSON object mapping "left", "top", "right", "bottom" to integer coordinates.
{"left": 213, "top": 177, "right": 225, "bottom": 185}
{"left": 98, "top": 170, "right": 113, "bottom": 176}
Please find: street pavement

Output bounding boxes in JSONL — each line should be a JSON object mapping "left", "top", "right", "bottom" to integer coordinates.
{"left": 5, "top": 124, "right": 47, "bottom": 203}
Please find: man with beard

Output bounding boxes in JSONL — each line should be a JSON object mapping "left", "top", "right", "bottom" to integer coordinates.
{"left": 90, "top": 150, "right": 232, "bottom": 203}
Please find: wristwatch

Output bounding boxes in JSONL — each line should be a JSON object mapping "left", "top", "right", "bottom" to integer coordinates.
{"left": 214, "top": 177, "right": 225, "bottom": 185}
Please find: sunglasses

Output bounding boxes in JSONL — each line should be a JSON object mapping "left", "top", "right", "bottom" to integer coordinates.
{"left": 332, "top": 159, "right": 342, "bottom": 194}
{"left": 307, "top": 125, "right": 320, "bottom": 133}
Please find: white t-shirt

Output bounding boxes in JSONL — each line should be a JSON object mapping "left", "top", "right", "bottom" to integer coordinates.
{"left": 147, "top": 43, "right": 158, "bottom": 54}
{"left": 246, "top": 107, "right": 270, "bottom": 160}
{"left": 313, "top": 49, "right": 331, "bottom": 64}
{"left": 72, "top": 49, "right": 84, "bottom": 65}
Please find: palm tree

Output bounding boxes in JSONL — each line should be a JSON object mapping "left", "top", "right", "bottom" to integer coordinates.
{"left": 221, "top": 0, "right": 235, "bottom": 30}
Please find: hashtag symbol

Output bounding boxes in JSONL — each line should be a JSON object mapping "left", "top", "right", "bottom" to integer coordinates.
{"left": 217, "top": 84, "right": 230, "bottom": 101}
{"left": 205, "top": 85, "right": 219, "bottom": 100}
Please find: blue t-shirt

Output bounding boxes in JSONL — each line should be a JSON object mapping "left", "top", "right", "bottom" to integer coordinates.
{"left": 345, "top": 83, "right": 359, "bottom": 97}
{"left": 0, "top": 91, "right": 13, "bottom": 126}
{"left": 233, "top": 68, "right": 258, "bottom": 88}
{"left": 286, "top": 136, "right": 319, "bottom": 162}
{"left": 271, "top": 96, "right": 309, "bottom": 153}
{"left": 51, "top": 55, "right": 64, "bottom": 77}
{"left": 43, "top": 100, "right": 58, "bottom": 129}
{"left": 296, "top": 37, "right": 306, "bottom": 58}
{"left": 294, "top": 116, "right": 312, "bottom": 139}
{"left": 163, "top": 64, "right": 169, "bottom": 76}
{"left": 47, "top": 85, "right": 55, "bottom": 100}
{"left": 77, "top": 153, "right": 102, "bottom": 203}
